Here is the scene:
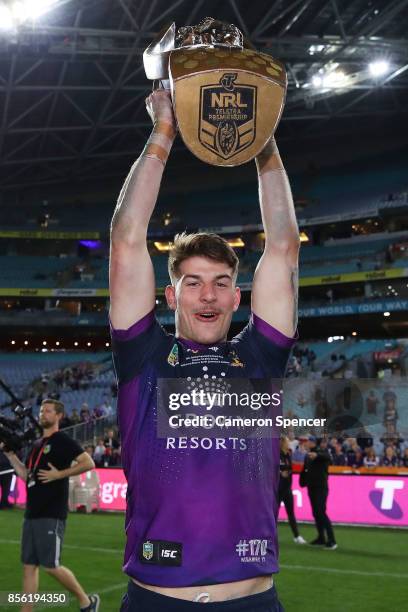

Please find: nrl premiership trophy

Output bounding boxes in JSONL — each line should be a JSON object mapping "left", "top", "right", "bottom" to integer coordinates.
{"left": 143, "top": 17, "right": 287, "bottom": 167}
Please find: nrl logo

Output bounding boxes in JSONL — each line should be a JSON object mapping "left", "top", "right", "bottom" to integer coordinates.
{"left": 142, "top": 541, "right": 154, "bottom": 561}
{"left": 199, "top": 73, "right": 256, "bottom": 160}
{"left": 209, "top": 346, "right": 219, "bottom": 352}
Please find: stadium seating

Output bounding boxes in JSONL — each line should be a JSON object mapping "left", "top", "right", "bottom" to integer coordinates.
{"left": 0, "top": 352, "right": 112, "bottom": 407}
{"left": 0, "top": 255, "right": 80, "bottom": 287}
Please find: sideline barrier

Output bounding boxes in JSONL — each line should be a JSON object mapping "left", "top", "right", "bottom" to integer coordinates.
{"left": 279, "top": 474, "right": 407, "bottom": 527}
{"left": 10, "top": 469, "right": 408, "bottom": 527}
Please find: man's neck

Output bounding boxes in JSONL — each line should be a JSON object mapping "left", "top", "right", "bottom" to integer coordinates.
{"left": 43, "top": 425, "right": 59, "bottom": 438}
{"left": 176, "top": 333, "right": 226, "bottom": 347}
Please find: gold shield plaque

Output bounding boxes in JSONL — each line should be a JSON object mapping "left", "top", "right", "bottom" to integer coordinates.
{"left": 169, "top": 47, "right": 286, "bottom": 166}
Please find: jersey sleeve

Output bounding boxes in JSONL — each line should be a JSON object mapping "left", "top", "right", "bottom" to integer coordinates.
{"left": 62, "top": 435, "right": 84, "bottom": 463}
{"left": 233, "top": 312, "right": 297, "bottom": 377}
{"left": 110, "top": 310, "right": 167, "bottom": 384}
{"left": 56, "top": 432, "right": 85, "bottom": 469}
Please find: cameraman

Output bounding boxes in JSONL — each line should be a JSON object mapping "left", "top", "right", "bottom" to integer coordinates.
{"left": 2, "top": 398, "right": 100, "bottom": 612}
{"left": 302, "top": 435, "right": 337, "bottom": 550}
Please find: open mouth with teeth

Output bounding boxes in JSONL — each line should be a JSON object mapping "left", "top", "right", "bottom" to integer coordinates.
{"left": 195, "top": 312, "right": 219, "bottom": 322}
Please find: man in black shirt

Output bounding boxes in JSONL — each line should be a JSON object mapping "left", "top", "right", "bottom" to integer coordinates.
{"left": 3, "top": 399, "right": 100, "bottom": 612}
{"left": 302, "top": 435, "right": 337, "bottom": 550}
{"left": 279, "top": 436, "right": 306, "bottom": 544}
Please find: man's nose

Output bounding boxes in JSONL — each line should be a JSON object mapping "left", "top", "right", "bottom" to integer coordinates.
{"left": 200, "top": 284, "right": 216, "bottom": 302}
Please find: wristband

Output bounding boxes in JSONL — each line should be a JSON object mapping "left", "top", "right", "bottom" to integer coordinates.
{"left": 142, "top": 122, "right": 176, "bottom": 166}
{"left": 154, "top": 121, "right": 177, "bottom": 139}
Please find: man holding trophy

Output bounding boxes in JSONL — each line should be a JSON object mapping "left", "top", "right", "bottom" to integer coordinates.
{"left": 110, "top": 18, "right": 299, "bottom": 612}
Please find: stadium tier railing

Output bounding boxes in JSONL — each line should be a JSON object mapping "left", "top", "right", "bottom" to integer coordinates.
{"left": 62, "top": 415, "right": 116, "bottom": 445}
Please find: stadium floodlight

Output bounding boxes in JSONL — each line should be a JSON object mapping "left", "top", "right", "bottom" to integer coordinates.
{"left": 11, "top": 2, "right": 25, "bottom": 22}
{"left": 0, "top": 5, "right": 13, "bottom": 29}
{"left": 22, "top": 0, "right": 56, "bottom": 19}
{"left": 311, "top": 69, "right": 349, "bottom": 89}
{"left": 309, "top": 44, "right": 325, "bottom": 55}
{"left": 369, "top": 60, "right": 389, "bottom": 77}
{"left": 323, "top": 70, "right": 348, "bottom": 88}
{"left": 1, "top": 0, "right": 57, "bottom": 28}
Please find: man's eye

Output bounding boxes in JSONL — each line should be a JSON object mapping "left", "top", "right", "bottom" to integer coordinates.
{"left": 216, "top": 282, "right": 227, "bottom": 287}
{"left": 187, "top": 282, "right": 199, "bottom": 286}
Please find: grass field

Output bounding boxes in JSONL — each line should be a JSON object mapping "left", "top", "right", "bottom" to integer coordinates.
{"left": 0, "top": 509, "right": 406, "bottom": 611}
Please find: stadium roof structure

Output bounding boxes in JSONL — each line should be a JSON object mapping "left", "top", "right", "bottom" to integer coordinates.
{"left": 0, "top": 0, "right": 408, "bottom": 191}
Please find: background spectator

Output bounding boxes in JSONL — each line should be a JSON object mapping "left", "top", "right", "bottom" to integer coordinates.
{"left": 381, "top": 446, "right": 398, "bottom": 467}
{"left": 332, "top": 443, "right": 346, "bottom": 466}
{"left": 363, "top": 448, "right": 379, "bottom": 468}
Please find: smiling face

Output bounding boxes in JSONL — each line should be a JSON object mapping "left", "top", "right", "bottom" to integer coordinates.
{"left": 165, "top": 256, "right": 241, "bottom": 345}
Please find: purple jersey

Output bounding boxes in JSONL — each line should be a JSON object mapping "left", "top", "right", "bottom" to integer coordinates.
{"left": 111, "top": 312, "right": 295, "bottom": 587}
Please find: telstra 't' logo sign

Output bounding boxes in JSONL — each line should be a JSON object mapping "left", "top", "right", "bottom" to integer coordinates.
{"left": 369, "top": 480, "right": 404, "bottom": 519}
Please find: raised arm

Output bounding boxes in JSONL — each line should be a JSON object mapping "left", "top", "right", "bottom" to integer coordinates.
{"left": 109, "top": 90, "right": 177, "bottom": 330}
{"left": 251, "top": 138, "right": 300, "bottom": 337}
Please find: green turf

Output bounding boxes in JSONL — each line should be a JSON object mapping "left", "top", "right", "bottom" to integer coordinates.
{"left": 0, "top": 509, "right": 406, "bottom": 611}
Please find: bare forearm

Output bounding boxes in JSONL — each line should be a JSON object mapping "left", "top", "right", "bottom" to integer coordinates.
{"left": 111, "top": 122, "right": 176, "bottom": 244}
{"left": 255, "top": 140, "right": 299, "bottom": 252}
{"left": 252, "top": 139, "right": 300, "bottom": 334}
{"left": 6, "top": 453, "right": 27, "bottom": 481}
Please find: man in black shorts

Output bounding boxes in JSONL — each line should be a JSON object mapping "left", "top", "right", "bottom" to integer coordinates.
{"left": 303, "top": 435, "right": 337, "bottom": 549}
{"left": 3, "top": 399, "right": 100, "bottom": 612}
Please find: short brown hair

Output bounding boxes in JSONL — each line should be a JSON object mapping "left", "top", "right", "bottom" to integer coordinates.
{"left": 41, "top": 398, "right": 65, "bottom": 416}
{"left": 168, "top": 232, "right": 239, "bottom": 284}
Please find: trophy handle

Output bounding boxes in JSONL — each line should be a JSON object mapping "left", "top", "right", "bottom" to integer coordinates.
{"left": 143, "top": 22, "right": 176, "bottom": 81}
{"left": 152, "top": 79, "right": 171, "bottom": 92}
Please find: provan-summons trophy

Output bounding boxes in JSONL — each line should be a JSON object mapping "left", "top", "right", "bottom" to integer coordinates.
{"left": 143, "top": 17, "right": 287, "bottom": 167}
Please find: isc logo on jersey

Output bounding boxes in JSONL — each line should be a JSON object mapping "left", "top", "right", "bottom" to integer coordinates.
{"left": 161, "top": 549, "right": 177, "bottom": 558}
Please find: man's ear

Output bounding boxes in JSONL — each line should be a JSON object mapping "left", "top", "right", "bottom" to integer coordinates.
{"left": 165, "top": 285, "right": 177, "bottom": 311}
{"left": 233, "top": 286, "right": 241, "bottom": 312}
